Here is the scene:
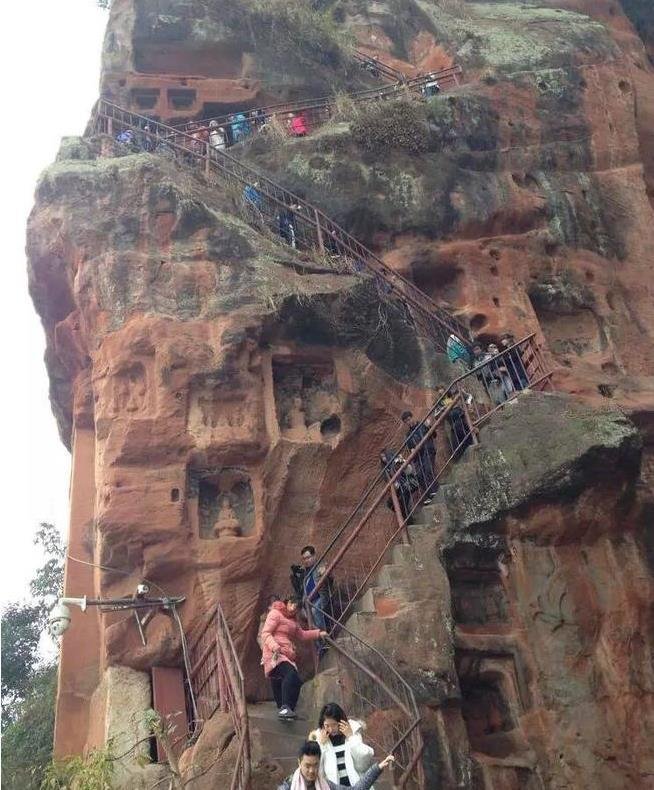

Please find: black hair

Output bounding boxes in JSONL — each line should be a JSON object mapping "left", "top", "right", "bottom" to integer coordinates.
{"left": 284, "top": 594, "right": 302, "bottom": 606}
{"left": 318, "top": 703, "right": 347, "bottom": 727}
{"left": 401, "top": 410, "right": 413, "bottom": 421}
{"left": 298, "top": 740, "right": 322, "bottom": 759}
{"left": 300, "top": 545, "right": 316, "bottom": 556}
{"left": 267, "top": 594, "right": 280, "bottom": 606}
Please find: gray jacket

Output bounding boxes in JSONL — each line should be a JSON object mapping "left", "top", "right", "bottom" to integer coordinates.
{"left": 278, "top": 762, "right": 382, "bottom": 790}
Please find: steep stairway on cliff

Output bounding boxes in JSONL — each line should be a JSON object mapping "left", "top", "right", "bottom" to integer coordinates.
{"left": 353, "top": 50, "right": 408, "bottom": 82}
{"left": 92, "top": 100, "right": 470, "bottom": 354}
{"left": 171, "top": 50, "right": 461, "bottom": 135}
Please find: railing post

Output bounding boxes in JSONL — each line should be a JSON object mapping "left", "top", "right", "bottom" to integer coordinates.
{"left": 215, "top": 622, "right": 227, "bottom": 713}
{"left": 205, "top": 143, "right": 211, "bottom": 176}
{"left": 456, "top": 383, "right": 479, "bottom": 445}
{"left": 314, "top": 209, "right": 325, "bottom": 252}
{"left": 107, "top": 116, "right": 113, "bottom": 137}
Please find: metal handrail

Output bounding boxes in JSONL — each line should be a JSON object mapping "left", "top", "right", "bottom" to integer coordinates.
{"left": 301, "top": 336, "right": 551, "bottom": 787}
{"left": 307, "top": 335, "right": 552, "bottom": 616}
{"left": 352, "top": 50, "right": 407, "bottom": 83}
{"left": 187, "top": 603, "right": 251, "bottom": 790}
{"left": 91, "top": 100, "right": 470, "bottom": 351}
{"left": 315, "top": 608, "right": 425, "bottom": 787}
{"left": 170, "top": 65, "right": 462, "bottom": 135}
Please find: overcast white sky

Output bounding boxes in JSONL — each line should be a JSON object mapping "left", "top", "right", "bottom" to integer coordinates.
{"left": 0, "top": 2, "right": 108, "bottom": 605}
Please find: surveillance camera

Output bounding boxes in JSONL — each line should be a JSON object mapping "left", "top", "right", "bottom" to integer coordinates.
{"left": 48, "top": 602, "right": 72, "bottom": 637}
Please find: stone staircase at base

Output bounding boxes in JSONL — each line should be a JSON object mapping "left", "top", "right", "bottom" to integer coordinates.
{"left": 251, "top": 498, "right": 452, "bottom": 788}
{"left": 248, "top": 701, "right": 393, "bottom": 788}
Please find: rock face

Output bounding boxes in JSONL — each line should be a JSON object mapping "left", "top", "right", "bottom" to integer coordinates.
{"left": 438, "top": 393, "right": 652, "bottom": 790}
{"left": 26, "top": 0, "right": 654, "bottom": 786}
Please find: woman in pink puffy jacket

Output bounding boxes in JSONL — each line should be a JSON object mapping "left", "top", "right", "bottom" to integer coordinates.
{"left": 261, "top": 595, "right": 326, "bottom": 719}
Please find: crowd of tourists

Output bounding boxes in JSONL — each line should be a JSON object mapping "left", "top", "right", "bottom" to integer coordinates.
{"left": 258, "top": 575, "right": 395, "bottom": 788}
{"left": 378, "top": 331, "right": 531, "bottom": 520}
{"left": 184, "top": 107, "right": 310, "bottom": 153}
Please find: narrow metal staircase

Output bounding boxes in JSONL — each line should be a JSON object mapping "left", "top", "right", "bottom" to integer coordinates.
{"left": 91, "top": 100, "right": 470, "bottom": 353}
{"left": 170, "top": 61, "right": 462, "bottom": 136}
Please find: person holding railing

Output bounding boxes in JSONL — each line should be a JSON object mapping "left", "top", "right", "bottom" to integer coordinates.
{"left": 278, "top": 740, "right": 395, "bottom": 790}
{"left": 243, "top": 181, "right": 263, "bottom": 212}
{"left": 401, "top": 411, "right": 437, "bottom": 503}
{"left": 251, "top": 107, "right": 267, "bottom": 130}
{"left": 261, "top": 595, "right": 327, "bottom": 720}
{"left": 208, "top": 120, "right": 227, "bottom": 151}
{"left": 289, "top": 112, "right": 309, "bottom": 137}
{"left": 291, "top": 544, "right": 332, "bottom": 639}
{"left": 308, "top": 703, "right": 375, "bottom": 787}
{"left": 469, "top": 342, "right": 497, "bottom": 406}
{"left": 381, "top": 451, "right": 419, "bottom": 521}
{"left": 437, "top": 386, "right": 474, "bottom": 457}
{"left": 278, "top": 203, "right": 298, "bottom": 248}
{"left": 231, "top": 112, "right": 251, "bottom": 143}
{"left": 500, "top": 332, "right": 529, "bottom": 391}
{"left": 139, "top": 123, "right": 155, "bottom": 152}
{"left": 481, "top": 342, "right": 515, "bottom": 405}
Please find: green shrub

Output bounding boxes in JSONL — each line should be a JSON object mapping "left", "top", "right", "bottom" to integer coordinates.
{"left": 350, "top": 99, "right": 428, "bottom": 155}
{"left": 41, "top": 744, "right": 115, "bottom": 790}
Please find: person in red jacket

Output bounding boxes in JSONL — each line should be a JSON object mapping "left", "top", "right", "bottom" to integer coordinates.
{"left": 289, "top": 112, "right": 309, "bottom": 137}
{"left": 261, "top": 595, "right": 327, "bottom": 719}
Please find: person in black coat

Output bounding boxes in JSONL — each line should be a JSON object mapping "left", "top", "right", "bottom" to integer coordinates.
{"left": 401, "top": 411, "right": 437, "bottom": 502}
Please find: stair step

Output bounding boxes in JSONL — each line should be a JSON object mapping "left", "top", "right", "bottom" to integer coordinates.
{"left": 413, "top": 501, "right": 444, "bottom": 525}
{"left": 248, "top": 703, "right": 311, "bottom": 737}
{"left": 391, "top": 543, "right": 415, "bottom": 565}
{"left": 375, "top": 564, "right": 407, "bottom": 589}
{"left": 352, "top": 586, "right": 377, "bottom": 614}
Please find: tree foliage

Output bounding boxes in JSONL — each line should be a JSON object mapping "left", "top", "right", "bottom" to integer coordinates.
{"left": 1, "top": 523, "right": 65, "bottom": 788}
{"left": 1, "top": 601, "right": 44, "bottom": 719}
{"left": 41, "top": 745, "right": 115, "bottom": 790}
{"left": 1, "top": 666, "right": 57, "bottom": 790}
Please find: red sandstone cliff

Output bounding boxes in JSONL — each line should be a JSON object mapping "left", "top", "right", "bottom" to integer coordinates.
{"left": 27, "top": 0, "right": 654, "bottom": 787}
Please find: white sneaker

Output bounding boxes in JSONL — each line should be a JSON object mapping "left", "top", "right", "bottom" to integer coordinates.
{"left": 278, "top": 707, "right": 297, "bottom": 719}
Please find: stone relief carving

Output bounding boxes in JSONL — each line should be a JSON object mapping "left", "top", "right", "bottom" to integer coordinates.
{"left": 273, "top": 360, "right": 341, "bottom": 441}
{"left": 113, "top": 362, "right": 148, "bottom": 414}
{"left": 190, "top": 467, "right": 255, "bottom": 539}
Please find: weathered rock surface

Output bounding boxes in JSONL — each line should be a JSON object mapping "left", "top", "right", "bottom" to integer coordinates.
{"left": 242, "top": 0, "right": 654, "bottom": 419}
{"left": 27, "top": 138, "right": 447, "bottom": 767}
{"left": 25, "top": 0, "right": 654, "bottom": 786}
{"left": 437, "top": 393, "right": 653, "bottom": 789}
{"left": 322, "top": 392, "right": 652, "bottom": 788}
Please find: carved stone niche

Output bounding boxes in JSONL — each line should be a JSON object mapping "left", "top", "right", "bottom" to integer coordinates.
{"left": 456, "top": 647, "right": 538, "bottom": 784}
{"left": 272, "top": 358, "right": 341, "bottom": 442}
{"left": 187, "top": 376, "right": 258, "bottom": 447}
{"left": 444, "top": 543, "right": 511, "bottom": 627}
{"left": 112, "top": 361, "right": 149, "bottom": 416}
{"left": 188, "top": 468, "right": 255, "bottom": 540}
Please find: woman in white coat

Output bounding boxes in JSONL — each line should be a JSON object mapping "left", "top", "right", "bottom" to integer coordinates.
{"left": 308, "top": 703, "right": 375, "bottom": 787}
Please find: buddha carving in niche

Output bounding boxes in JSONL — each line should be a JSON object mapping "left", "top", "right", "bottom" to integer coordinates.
{"left": 212, "top": 496, "right": 241, "bottom": 538}
{"left": 288, "top": 395, "right": 307, "bottom": 431}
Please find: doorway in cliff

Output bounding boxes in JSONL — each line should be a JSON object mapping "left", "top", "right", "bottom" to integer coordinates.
{"left": 444, "top": 543, "right": 510, "bottom": 628}
{"left": 458, "top": 671, "right": 516, "bottom": 757}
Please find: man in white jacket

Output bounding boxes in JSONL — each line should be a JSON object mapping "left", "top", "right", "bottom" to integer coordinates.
{"left": 308, "top": 703, "right": 375, "bottom": 787}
